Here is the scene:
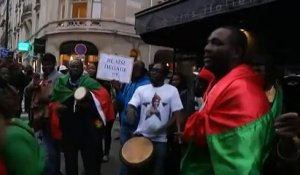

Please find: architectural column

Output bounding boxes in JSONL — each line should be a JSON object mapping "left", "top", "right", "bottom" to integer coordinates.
{"left": 88, "top": 0, "right": 93, "bottom": 18}
{"left": 51, "top": 0, "right": 59, "bottom": 21}
{"left": 65, "top": 0, "right": 71, "bottom": 19}
{"left": 39, "top": 0, "right": 47, "bottom": 27}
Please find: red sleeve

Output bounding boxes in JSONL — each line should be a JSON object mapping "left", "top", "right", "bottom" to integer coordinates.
{"left": 0, "top": 159, "right": 6, "bottom": 175}
{"left": 49, "top": 102, "right": 62, "bottom": 140}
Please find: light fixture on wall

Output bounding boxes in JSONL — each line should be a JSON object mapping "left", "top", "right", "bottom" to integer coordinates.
{"left": 129, "top": 48, "right": 140, "bottom": 61}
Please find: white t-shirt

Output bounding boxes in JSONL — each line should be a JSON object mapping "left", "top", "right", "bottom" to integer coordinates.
{"left": 129, "top": 84, "right": 183, "bottom": 142}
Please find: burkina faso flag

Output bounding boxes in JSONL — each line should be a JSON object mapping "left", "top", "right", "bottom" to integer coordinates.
{"left": 181, "top": 64, "right": 283, "bottom": 175}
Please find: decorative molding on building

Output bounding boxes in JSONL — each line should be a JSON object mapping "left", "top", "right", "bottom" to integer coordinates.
{"left": 34, "top": 0, "right": 40, "bottom": 11}
{"left": 21, "top": 4, "right": 32, "bottom": 21}
{"left": 25, "top": 19, "right": 139, "bottom": 42}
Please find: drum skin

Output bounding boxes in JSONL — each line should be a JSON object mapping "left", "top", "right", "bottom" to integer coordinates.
{"left": 120, "top": 137, "right": 154, "bottom": 169}
{"left": 74, "top": 87, "right": 87, "bottom": 101}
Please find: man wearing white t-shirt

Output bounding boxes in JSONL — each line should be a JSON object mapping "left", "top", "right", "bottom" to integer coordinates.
{"left": 127, "top": 62, "right": 183, "bottom": 175}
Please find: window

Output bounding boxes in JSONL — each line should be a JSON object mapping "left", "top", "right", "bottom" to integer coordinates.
{"left": 72, "top": 0, "right": 87, "bottom": 18}
{"left": 91, "top": 0, "right": 101, "bottom": 19}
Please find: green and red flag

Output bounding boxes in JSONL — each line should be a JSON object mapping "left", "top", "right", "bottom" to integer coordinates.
{"left": 182, "top": 64, "right": 283, "bottom": 175}
{"left": 49, "top": 74, "right": 115, "bottom": 140}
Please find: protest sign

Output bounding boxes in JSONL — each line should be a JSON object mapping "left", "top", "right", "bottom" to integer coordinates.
{"left": 97, "top": 53, "right": 134, "bottom": 83}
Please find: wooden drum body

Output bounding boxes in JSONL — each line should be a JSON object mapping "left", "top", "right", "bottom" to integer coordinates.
{"left": 120, "top": 137, "right": 154, "bottom": 174}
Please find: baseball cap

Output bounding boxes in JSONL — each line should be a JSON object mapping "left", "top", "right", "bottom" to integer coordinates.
{"left": 59, "top": 65, "right": 68, "bottom": 71}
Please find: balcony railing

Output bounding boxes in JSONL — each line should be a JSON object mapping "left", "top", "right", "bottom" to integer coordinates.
{"left": 49, "top": 19, "right": 135, "bottom": 35}
{"left": 56, "top": 19, "right": 102, "bottom": 30}
{"left": 27, "top": 19, "right": 138, "bottom": 42}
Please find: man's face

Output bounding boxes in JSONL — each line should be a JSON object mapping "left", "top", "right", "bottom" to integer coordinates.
{"left": 87, "top": 64, "right": 97, "bottom": 77}
{"left": 42, "top": 61, "right": 55, "bottom": 76}
{"left": 0, "top": 90, "right": 19, "bottom": 121}
{"left": 132, "top": 62, "right": 144, "bottom": 80}
{"left": 24, "top": 66, "right": 33, "bottom": 75}
{"left": 203, "top": 28, "right": 236, "bottom": 75}
{"left": 171, "top": 75, "right": 181, "bottom": 88}
{"left": 150, "top": 63, "right": 164, "bottom": 84}
{"left": 69, "top": 60, "right": 83, "bottom": 79}
{"left": 154, "top": 99, "right": 160, "bottom": 108}
{"left": 0, "top": 67, "right": 10, "bottom": 82}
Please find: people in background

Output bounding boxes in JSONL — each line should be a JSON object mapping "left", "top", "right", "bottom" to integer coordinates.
{"left": 1, "top": 57, "right": 26, "bottom": 116}
{"left": 0, "top": 69, "right": 46, "bottom": 175}
{"left": 24, "top": 53, "right": 63, "bottom": 175}
{"left": 58, "top": 65, "right": 68, "bottom": 75}
{"left": 23, "top": 65, "right": 34, "bottom": 114}
{"left": 170, "top": 72, "right": 194, "bottom": 118}
{"left": 166, "top": 72, "right": 193, "bottom": 175}
{"left": 272, "top": 112, "right": 300, "bottom": 175}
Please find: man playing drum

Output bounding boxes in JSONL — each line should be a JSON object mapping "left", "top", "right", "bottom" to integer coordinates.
{"left": 50, "top": 59, "right": 114, "bottom": 175}
{"left": 127, "top": 62, "right": 183, "bottom": 175}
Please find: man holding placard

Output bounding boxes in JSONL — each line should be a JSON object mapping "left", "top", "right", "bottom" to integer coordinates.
{"left": 112, "top": 60, "right": 150, "bottom": 175}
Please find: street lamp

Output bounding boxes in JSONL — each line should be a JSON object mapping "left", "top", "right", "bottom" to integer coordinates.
{"left": 4, "top": 0, "right": 9, "bottom": 48}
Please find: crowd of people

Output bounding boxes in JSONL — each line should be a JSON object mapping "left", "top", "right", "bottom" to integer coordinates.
{"left": 0, "top": 25, "right": 300, "bottom": 175}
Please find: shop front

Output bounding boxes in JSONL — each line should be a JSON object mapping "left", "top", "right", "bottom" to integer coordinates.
{"left": 135, "top": 0, "right": 298, "bottom": 66}
{"left": 59, "top": 41, "right": 99, "bottom": 66}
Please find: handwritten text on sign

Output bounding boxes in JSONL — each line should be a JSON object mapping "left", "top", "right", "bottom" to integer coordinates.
{"left": 97, "top": 53, "right": 134, "bottom": 83}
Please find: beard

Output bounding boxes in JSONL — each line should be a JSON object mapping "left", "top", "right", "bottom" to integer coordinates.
{"left": 203, "top": 53, "right": 231, "bottom": 78}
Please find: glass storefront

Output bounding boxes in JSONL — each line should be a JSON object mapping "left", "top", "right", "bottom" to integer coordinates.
{"left": 59, "top": 54, "right": 98, "bottom": 66}
{"left": 59, "top": 41, "right": 98, "bottom": 66}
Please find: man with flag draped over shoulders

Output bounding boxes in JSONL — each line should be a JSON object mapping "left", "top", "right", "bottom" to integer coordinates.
{"left": 49, "top": 59, "right": 114, "bottom": 175}
{"left": 181, "top": 26, "right": 283, "bottom": 175}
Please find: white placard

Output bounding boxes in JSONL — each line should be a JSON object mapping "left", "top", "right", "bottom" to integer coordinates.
{"left": 97, "top": 53, "right": 134, "bottom": 83}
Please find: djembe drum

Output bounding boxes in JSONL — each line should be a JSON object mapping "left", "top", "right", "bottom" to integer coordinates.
{"left": 74, "top": 86, "right": 87, "bottom": 101}
{"left": 73, "top": 86, "right": 89, "bottom": 112}
{"left": 120, "top": 136, "right": 154, "bottom": 175}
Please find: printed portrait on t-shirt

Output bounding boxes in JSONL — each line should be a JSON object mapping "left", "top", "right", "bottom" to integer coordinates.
{"left": 146, "top": 93, "right": 161, "bottom": 120}
{"left": 143, "top": 93, "right": 168, "bottom": 122}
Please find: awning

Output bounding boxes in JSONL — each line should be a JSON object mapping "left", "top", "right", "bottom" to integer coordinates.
{"left": 135, "top": 0, "right": 293, "bottom": 49}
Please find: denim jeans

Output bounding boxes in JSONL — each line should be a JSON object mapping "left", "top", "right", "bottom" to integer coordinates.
{"left": 119, "top": 126, "right": 136, "bottom": 175}
{"left": 36, "top": 127, "right": 61, "bottom": 175}
{"left": 104, "top": 120, "right": 114, "bottom": 155}
{"left": 152, "top": 142, "right": 168, "bottom": 175}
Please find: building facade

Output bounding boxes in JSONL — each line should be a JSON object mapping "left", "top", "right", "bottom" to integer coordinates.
{"left": 0, "top": 0, "right": 170, "bottom": 69}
